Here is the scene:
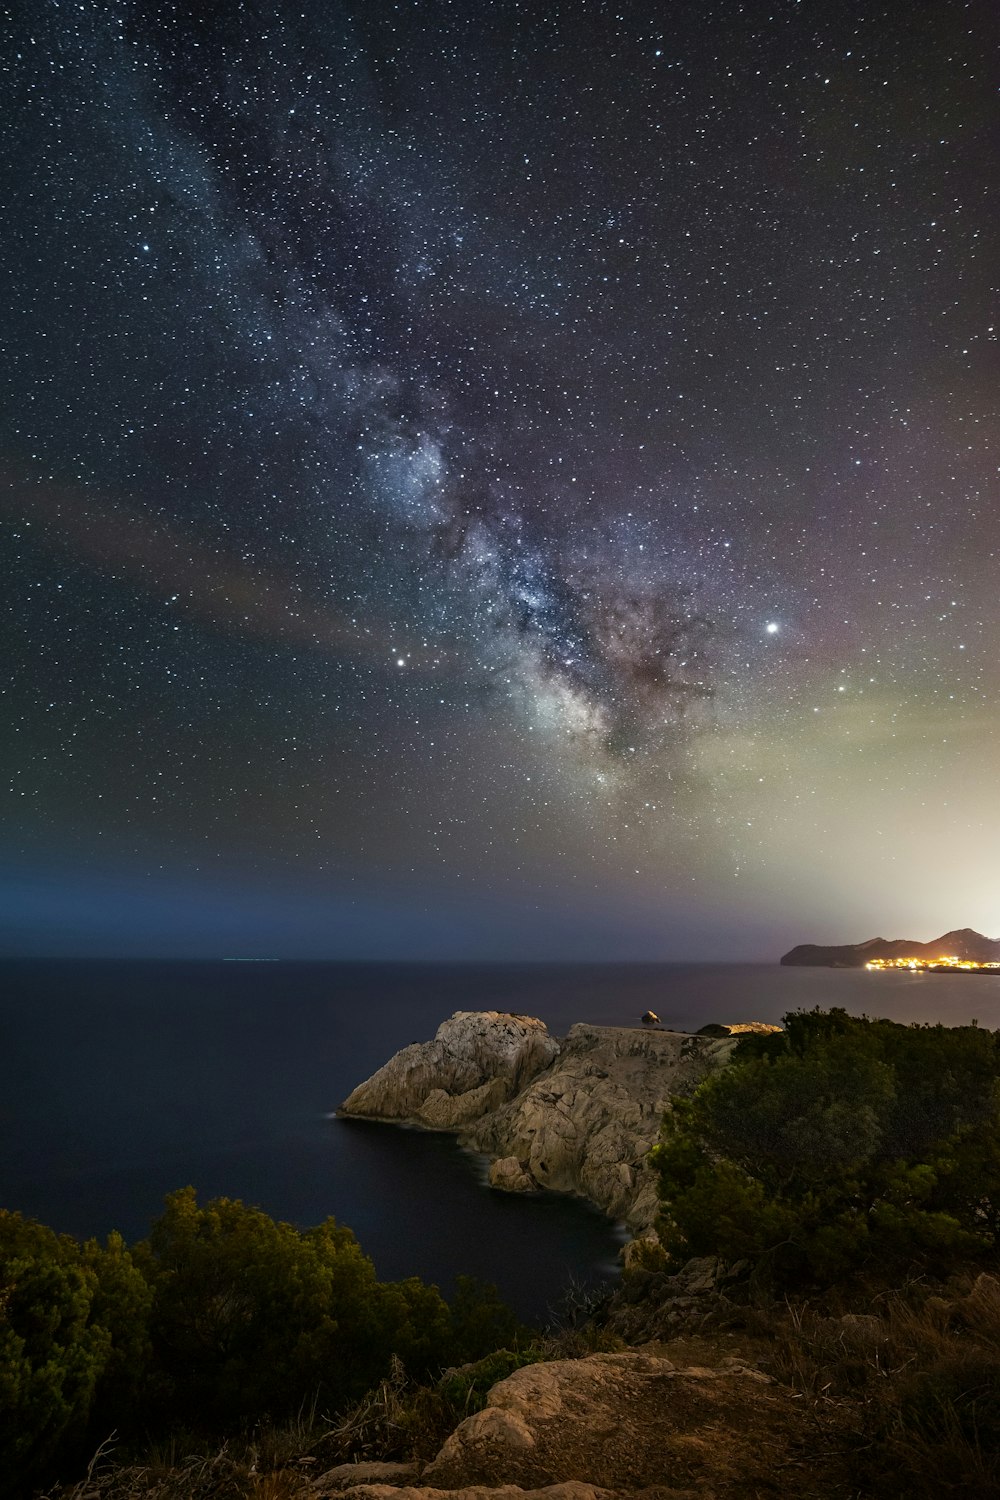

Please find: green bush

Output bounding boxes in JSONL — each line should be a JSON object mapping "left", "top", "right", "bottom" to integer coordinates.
{"left": 134, "top": 1187, "right": 456, "bottom": 1427}
{"left": 435, "top": 1344, "right": 537, "bottom": 1413}
{"left": 0, "top": 1189, "right": 531, "bottom": 1495}
{"left": 653, "top": 1009, "right": 1000, "bottom": 1286}
{"left": 447, "top": 1274, "right": 530, "bottom": 1364}
{"left": 0, "top": 1212, "right": 150, "bottom": 1490}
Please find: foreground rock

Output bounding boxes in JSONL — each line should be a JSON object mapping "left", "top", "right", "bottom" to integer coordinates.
{"left": 314, "top": 1348, "right": 826, "bottom": 1499}
{"left": 339, "top": 1013, "right": 738, "bottom": 1235}
{"left": 319, "top": 1488, "right": 657, "bottom": 1500}
{"left": 316, "top": 1463, "right": 418, "bottom": 1490}
{"left": 604, "top": 1255, "right": 750, "bottom": 1343}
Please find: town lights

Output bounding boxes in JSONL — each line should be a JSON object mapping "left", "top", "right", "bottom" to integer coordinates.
{"left": 865, "top": 956, "right": 1000, "bottom": 973}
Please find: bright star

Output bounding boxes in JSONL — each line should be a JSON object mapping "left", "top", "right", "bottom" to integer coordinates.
{"left": 765, "top": 622, "right": 779, "bottom": 635}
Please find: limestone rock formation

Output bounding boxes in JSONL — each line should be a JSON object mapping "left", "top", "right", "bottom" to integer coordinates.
{"left": 463, "top": 1024, "right": 730, "bottom": 1233}
{"left": 488, "top": 1156, "right": 538, "bottom": 1193}
{"left": 339, "top": 1012, "right": 559, "bottom": 1123}
{"left": 339, "top": 1013, "right": 734, "bottom": 1235}
{"left": 421, "top": 1353, "right": 774, "bottom": 1490}
{"left": 317, "top": 1486, "right": 648, "bottom": 1500}
{"left": 604, "top": 1254, "right": 753, "bottom": 1343}
{"left": 314, "top": 1462, "right": 417, "bottom": 1491}
{"left": 312, "top": 1349, "right": 812, "bottom": 1500}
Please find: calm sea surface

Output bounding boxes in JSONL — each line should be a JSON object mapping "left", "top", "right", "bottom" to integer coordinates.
{"left": 2, "top": 960, "right": 998, "bottom": 1319}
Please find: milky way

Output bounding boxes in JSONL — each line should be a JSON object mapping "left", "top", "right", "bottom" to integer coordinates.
{"left": 2, "top": 1, "right": 997, "bottom": 957}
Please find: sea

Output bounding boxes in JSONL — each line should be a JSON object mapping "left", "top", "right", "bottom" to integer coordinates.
{"left": 2, "top": 959, "right": 998, "bottom": 1321}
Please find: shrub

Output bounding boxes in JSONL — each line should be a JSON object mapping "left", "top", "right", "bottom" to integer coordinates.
{"left": 653, "top": 1009, "right": 1000, "bottom": 1287}
{"left": 0, "top": 1213, "right": 149, "bottom": 1490}
{"left": 2, "top": 1190, "right": 533, "bottom": 1493}
{"left": 134, "top": 1188, "right": 454, "bottom": 1427}
{"left": 447, "top": 1274, "right": 531, "bottom": 1364}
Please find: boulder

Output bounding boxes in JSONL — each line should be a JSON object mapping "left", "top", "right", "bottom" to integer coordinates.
{"left": 410, "top": 1350, "right": 791, "bottom": 1495}
{"left": 489, "top": 1156, "right": 538, "bottom": 1193}
{"left": 314, "top": 1461, "right": 416, "bottom": 1491}
{"left": 332, "top": 1487, "right": 638, "bottom": 1500}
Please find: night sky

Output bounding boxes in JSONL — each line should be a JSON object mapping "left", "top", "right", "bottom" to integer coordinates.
{"left": 2, "top": 0, "right": 997, "bottom": 959}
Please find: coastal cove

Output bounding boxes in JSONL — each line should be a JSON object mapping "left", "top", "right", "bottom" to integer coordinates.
{"left": 3, "top": 959, "right": 998, "bottom": 1321}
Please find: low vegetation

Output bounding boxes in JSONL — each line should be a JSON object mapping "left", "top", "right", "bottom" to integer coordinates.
{"left": 743, "top": 1269, "right": 1000, "bottom": 1497}
{"left": 653, "top": 1007, "right": 1000, "bottom": 1287}
{"left": 647, "top": 1006, "right": 1000, "bottom": 1494}
{"left": 0, "top": 1189, "right": 531, "bottom": 1497}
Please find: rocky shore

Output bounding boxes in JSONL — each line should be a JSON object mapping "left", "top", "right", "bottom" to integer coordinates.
{"left": 338, "top": 1011, "right": 744, "bottom": 1239}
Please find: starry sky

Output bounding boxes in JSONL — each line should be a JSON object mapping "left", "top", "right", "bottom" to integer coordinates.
{"left": 2, "top": 0, "right": 997, "bottom": 960}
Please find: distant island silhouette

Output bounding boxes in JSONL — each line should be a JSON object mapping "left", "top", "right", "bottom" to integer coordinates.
{"left": 781, "top": 927, "right": 1000, "bottom": 968}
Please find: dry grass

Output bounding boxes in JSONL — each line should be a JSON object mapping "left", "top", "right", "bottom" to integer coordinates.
{"left": 38, "top": 1415, "right": 325, "bottom": 1500}
{"left": 40, "top": 1348, "right": 543, "bottom": 1498}
{"left": 41, "top": 1345, "right": 532, "bottom": 1499}
{"left": 39, "top": 1442, "right": 317, "bottom": 1500}
{"left": 319, "top": 1353, "right": 411, "bottom": 1463}
{"left": 759, "top": 1272, "right": 1000, "bottom": 1497}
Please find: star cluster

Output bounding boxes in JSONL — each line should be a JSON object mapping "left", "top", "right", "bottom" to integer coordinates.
{"left": 1, "top": 0, "right": 997, "bottom": 957}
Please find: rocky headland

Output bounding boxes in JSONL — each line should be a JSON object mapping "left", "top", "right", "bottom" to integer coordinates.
{"left": 781, "top": 926, "right": 1000, "bottom": 966}
{"left": 338, "top": 1011, "right": 760, "bottom": 1240}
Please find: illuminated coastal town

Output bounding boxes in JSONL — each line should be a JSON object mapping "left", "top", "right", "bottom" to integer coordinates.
{"left": 866, "top": 956, "right": 1000, "bottom": 974}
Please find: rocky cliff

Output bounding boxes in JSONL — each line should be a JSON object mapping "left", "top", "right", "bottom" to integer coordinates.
{"left": 338, "top": 1011, "right": 737, "bottom": 1237}
{"left": 340, "top": 1011, "right": 560, "bottom": 1125}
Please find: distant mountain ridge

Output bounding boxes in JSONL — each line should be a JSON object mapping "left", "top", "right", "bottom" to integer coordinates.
{"left": 781, "top": 928, "right": 1000, "bottom": 967}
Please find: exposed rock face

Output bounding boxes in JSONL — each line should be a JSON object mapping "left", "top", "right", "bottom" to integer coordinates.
{"left": 421, "top": 1353, "right": 774, "bottom": 1491}
{"left": 338, "top": 1013, "right": 732, "bottom": 1234}
{"left": 605, "top": 1255, "right": 751, "bottom": 1343}
{"left": 422, "top": 1355, "right": 661, "bottom": 1488}
{"left": 317, "top": 1486, "right": 656, "bottom": 1500}
{"left": 340, "top": 1012, "right": 559, "bottom": 1124}
{"left": 315, "top": 1462, "right": 417, "bottom": 1491}
{"left": 465, "top": 1024, "right": 729, "bottom": 1233}
{"left": 312, "top": 1349, "right": 814, "bottom": 1500}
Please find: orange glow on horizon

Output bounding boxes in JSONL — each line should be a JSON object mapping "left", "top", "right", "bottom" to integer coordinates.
{"left": 865, "top": 956, "right": 1000, "bottom": 973}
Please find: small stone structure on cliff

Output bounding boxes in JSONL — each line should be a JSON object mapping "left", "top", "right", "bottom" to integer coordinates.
{"left": 338, "top": 1010, "right": 741, "bottom": 1240}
